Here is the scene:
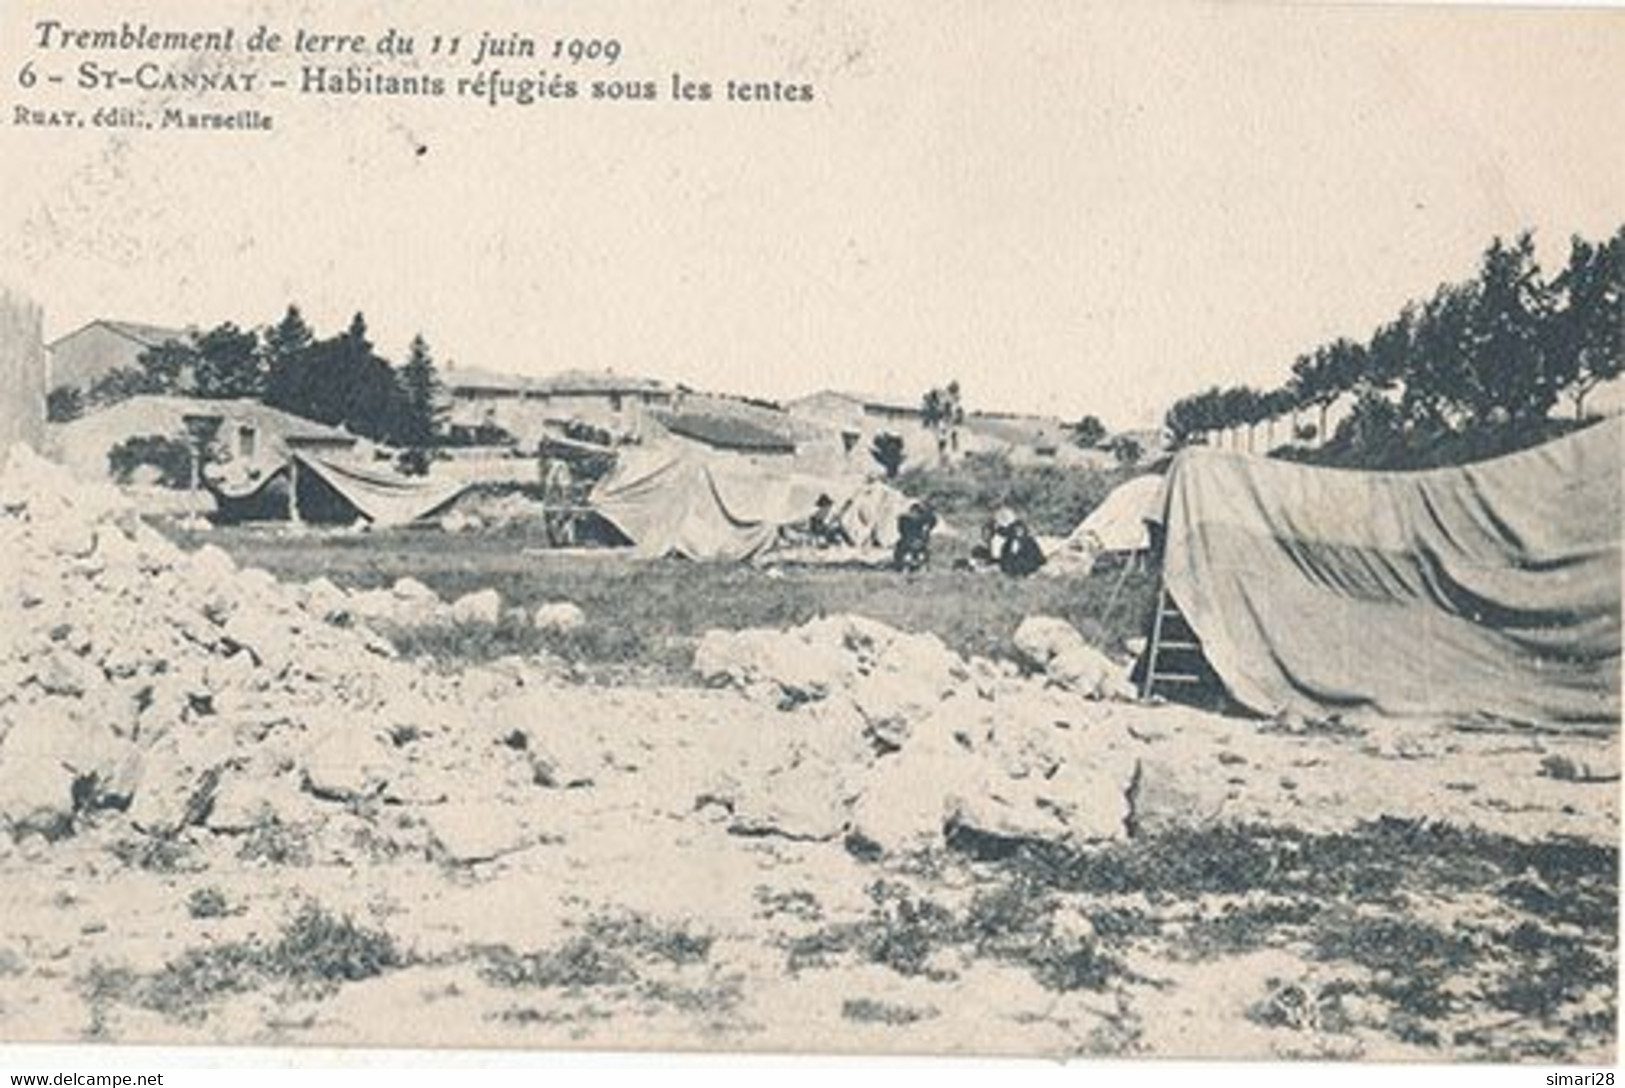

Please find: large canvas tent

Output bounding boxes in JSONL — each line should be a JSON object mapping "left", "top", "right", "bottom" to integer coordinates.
{"left": 1155, "top": 420, "right": 1621, "bottom": 728}
{"left": 590, "top": 444, "right": 909, "bottom": 561}
{"left": 210, "top": 453, "right": 472, "bottom": 527}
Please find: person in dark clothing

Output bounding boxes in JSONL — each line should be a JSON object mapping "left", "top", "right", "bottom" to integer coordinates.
{"left": 808, "top": 493, "right": 854, "bottom": 547}
{"left": 996, "top": 518, "right": 1046, "bottom": 577}
{"left": 892, "top": 501, "right": 938, "bottom": 572}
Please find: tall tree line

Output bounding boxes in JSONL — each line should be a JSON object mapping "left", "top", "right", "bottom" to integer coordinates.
{"left": 1163, "top": 227, "right": 1623, "bottom": 454}
{"left": 65, "top": 305, "right": 445, "bottom": 450}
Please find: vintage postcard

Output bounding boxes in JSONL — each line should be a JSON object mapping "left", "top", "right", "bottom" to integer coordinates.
{"left": 0, "top": 0, "right": 1619, "bottom": 1074}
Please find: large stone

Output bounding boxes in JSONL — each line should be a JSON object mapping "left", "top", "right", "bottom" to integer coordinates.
{"left": 944, "top": 746, "right": 1137, "bottom": 849}
{"left": 693, "top": 629, "right": 842, "bottom": 705}
{"left": 533, "top": 601, "right": 585, "bottom": 633}
{"left": 185, "top": 543, "right": 239, "bottom": 588}
{"left": 847, "top": 738, "right": 980, "bottom": 854}
{"left": 1013, "top": 615, "right": 1131, "bottom": 699}
{"left": 724, "top": 746, "right": 855, "bottom": 842}
{"left": 392, "top": 577, "right": 438, "bottom": 603}
{"left": 0, "top": 700, "right": 136, "bottom": 835}
{"left": 694, "top": 614, "right": 970, "bottom": 718}
{"left": 206, "top": 768, "right": 319, "bottom": 832}
{"left": 299, "top": 712, "right": 397, "bottom": 802}
{"left": 126, "top": 726, "right": 240, "bottom": 835}
{"left": 420, "top": 801, "right": 537, "bottom": 864}
{"left": 298, "top": 577, "right": 351, "bottom": 624}
{"left": 218, "top": 609, "right": 297, "bottom": 676}
{"left": 1125, "top": 753, "right": 1237, "bottom": 837}
{"left": 30, "top": 649, "right": 103, "bottom": 698}
{"left": 450, "top": 589, "right": 503, "bottom": 626}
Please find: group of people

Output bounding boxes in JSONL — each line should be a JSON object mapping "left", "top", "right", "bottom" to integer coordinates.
{"left": 790, "top": 492, "right": 1043, "bottom": 578}
{"left": 972, "top": 506, "right": 1046, "bottom": 577}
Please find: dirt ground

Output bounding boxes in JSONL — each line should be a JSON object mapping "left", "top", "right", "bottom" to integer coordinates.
{"left": 0, "top": 474, "right": 1617, "bottom": 1064}
{"left": 1, "top": 680, "right": 1616, "bottom": 1062}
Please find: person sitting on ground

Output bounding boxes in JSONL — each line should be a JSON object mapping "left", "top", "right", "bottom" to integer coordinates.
{"left": 807, "top": 493, "right": 854, "bottom": 547}
{"left": 892, "top": 500, "right": 938, "bottom": 572}
{"left": 981, "top": 505, "right": 1044, "bottom": 577}
{"left": 996, "top": 517, "right": 1046, "bottom": 577}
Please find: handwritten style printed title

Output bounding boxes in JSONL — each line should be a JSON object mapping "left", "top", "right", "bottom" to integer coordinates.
{"left": 17, "top": 18, "right": 817, "bottom": 127}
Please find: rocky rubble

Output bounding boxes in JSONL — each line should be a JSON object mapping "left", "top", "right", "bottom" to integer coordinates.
{"left": 694, "top": 614, "right": 1189, "bottom": 851}
{"left": 0, "top": 445, "right": 567, "bottom": 859}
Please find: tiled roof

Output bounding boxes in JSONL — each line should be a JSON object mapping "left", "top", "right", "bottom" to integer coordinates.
{"left": 653, "top": 410, "right": 797, "bottom": 453}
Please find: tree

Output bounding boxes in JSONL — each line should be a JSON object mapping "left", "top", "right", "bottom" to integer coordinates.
{"left": 1071, "top": 414, "right": 1107, "bottom": 449}
{"left": 1335, "top": 389, "right": 1406, "bottom": 463}
{"left": 86, "top": 366, "right": 156, "bottom": 409}
{"left": 1365, "top": 307, "right": 1416, "bottom": 394}
{"left": 133, "top": 338, "right": 199, "bottom": 395}
{"left": 1404, "top": 281, "right": 1475, "bottom": 431}
{"left": 1165, "top": 386, "right": 1222, "bottom": 447}
{"left": 1109, "top": 435, "right": 1143, "bottom": 465}
{"left": 870, "top": 432, "right": 905, "bottom": 479}
{"left": 264, "top": 311, "right": 404, "bottom": 441}
{"left": 263, "top": 305, "right": 315, "bottom": 402}
{"left": 1465, "top": 232, "right": 1558, "bottom": 425}
{"left": 1219, "top": 385, "right": 1267, "bottom": 451}
{"left": 46, "top": 385, "right": 84, "bottom": 422}
{"left": 1289, "top": 340, "right": 1361, "bottom": 448}
{"left": 1550, "top": 230, "right": 1624, "bottom": 419}
{"left": 193, "top": 322, "right": 263, "bottom": 399}
{"left": 395, "top": 333, "right": 444, "bottom": 448}
{"left": 1260, "top": 387, "right": 1296, "bottom": 449}
{"left": 921, "top": 382, "right": 964, "bottom": 464}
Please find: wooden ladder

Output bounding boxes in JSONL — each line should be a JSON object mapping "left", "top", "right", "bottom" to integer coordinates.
{"left": 1139, "top": 588, "right": 1207, "bottom": 699}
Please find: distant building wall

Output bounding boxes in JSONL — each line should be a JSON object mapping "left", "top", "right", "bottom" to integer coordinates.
{"left": 48, "top": 324, "right": 146, "bottom": 390}
{"left": 446, "top": 388, "right": 672, "bottom": 446}
{"left": 0, "top": 289, "right": 45, "bottom": 451}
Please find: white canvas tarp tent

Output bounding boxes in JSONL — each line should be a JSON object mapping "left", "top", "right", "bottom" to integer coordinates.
{"left": 1068, "top": 473, "right": 1166, "bottom": 554}
{"left": 210, "top": 453, "right": 474, "bottom": 527}
{"left": 590, "top": 443, "right": 910, "bottom": 561}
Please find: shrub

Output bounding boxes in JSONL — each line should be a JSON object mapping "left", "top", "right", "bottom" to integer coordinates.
{"left": 897, "top": 452, "right": 1131, "bottom": 536}
{"left": 83, "top": 901, "right": 404, "bottom": 1021}
{"left": 107, "top": 433, "right": 194, "bottom": 488}
{"left": 47, "top": 385, "right": 84, "bottom": 422}
{"left": 186, "top": 886, "right": 230, "bottom": 919}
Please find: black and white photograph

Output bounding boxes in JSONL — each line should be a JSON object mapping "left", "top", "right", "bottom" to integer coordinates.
{"left": 0, "top": 0, "right": 1619, "bottom": 1077}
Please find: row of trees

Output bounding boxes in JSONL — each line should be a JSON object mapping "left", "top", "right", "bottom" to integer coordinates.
{"left": 51, "top": 306, "right": 447, "bottom": 453}
{"left": 1163, "top": 227, "right": 1623, "bottom": 455}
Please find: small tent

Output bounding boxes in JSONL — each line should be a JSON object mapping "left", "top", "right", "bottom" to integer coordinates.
{"left": 1068, "top": 473, "right": 1166, "bottom": 555}
{"left": 1149, "top": 420, "right": 1621, "bottom": 729}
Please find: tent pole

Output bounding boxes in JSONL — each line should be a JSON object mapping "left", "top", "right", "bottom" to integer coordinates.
{"left": 1140, "top": 580, "right": 1169, "bottom": 701}
{"left": 288, "top": 458, "right": 302, "bottom": 525}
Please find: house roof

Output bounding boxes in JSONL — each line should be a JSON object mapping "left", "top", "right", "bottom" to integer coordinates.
{"left": 652, "top": 409, "right": 798, "bottom": 453}
{"left": 60, "top": 394, "right": 356, "bottom": 443}
{"left": 442, "top": 366, "right": 671, "bottom": 397}
{"left": 788, "top": 389, "right": 923, "bottom": 417}
{"left": 441, "top": 366, "right": 529, "bottom": 393}
{"left": 536, "top": 369, "right": 669, "bottom": 395}
{"left": 49, "top": 319, "right": 192, "bottom": 350}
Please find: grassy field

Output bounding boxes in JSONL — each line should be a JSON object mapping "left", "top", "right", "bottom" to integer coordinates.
{"left": 176, "top": 522, "right": 1158, "bottom": 679}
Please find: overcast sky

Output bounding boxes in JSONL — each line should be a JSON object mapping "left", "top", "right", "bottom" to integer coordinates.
{"left": 1, "top": 0, "right": 1621, "bottom": 428}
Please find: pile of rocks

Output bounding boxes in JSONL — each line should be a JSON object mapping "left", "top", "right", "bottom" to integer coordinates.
{"left": 691, "top": 612, "right": 1198, "bottom": 854}
{"left": 0, "top": 438, "right": 1236, "bottom": 871}
{"left": 0, "top": 445, "right": 580, "bottom": 863}
{"left": 329, "top": 578, "right": 585, "bottom": 635}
